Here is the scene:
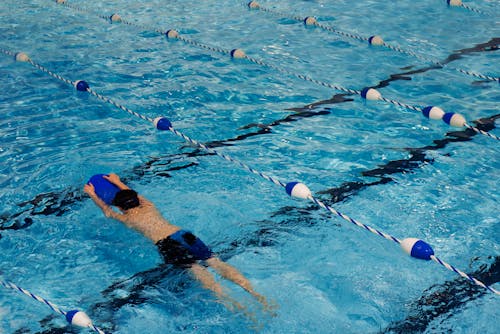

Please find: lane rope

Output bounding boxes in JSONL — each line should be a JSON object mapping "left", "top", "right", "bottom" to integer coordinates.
{"left": 245, "top": 1, "right": 498, "bottom": 82}
{"left": 0, "top": 278, "right": 106, "bottom": 333}
{"left": 49, "top": 1, "right": 500, "bottom": 140}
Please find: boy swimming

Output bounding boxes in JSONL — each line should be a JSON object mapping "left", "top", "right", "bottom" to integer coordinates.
{"left": 84, "top": 173, "right": 271, "bottom": 314}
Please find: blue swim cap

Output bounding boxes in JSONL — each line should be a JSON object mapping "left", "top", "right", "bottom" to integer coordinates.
{"left": 87, "top": 174, "right": 120, "bottom": 205}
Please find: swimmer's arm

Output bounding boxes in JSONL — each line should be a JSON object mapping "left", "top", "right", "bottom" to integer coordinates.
{"left": 84, "top": 183, "right": 126, "bottom": 221}
{"left": 105, "top": 174, "right": 152, "bottom": 203}
{"left": 103, "top": 173, "right": 130, "bottom": 190}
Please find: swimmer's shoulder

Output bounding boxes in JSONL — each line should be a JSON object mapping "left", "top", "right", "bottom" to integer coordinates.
{"left": 138, "top": 195, "right": 153, "bottom": 205}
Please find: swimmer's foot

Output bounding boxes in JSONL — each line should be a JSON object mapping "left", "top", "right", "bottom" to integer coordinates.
{"left": 216, "top": 296, "right": 246, "bottom": 314}
{"left": 252, "top": 293, "right": 279, "bottom": 317}
{"left": 219, "top": 299, "right": 261, "bottom": 328}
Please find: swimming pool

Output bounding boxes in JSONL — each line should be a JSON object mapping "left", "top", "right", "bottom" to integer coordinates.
{"left": 0, "top": 0, "right": 498, "bottom": 332}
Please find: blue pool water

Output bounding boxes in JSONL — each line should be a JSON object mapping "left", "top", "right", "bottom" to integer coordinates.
{"left": 0, "top": 0, "right": 499, "bottom": 333}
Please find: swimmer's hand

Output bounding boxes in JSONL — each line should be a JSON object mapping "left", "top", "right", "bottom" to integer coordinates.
{"left": 84, "top": 182, "right": 116, "bottom": 218}
{"left": 103, "top": 173, "right": 120, "bottom": 184}
{"left": 83, "top": 183, "right": 96, "bottom": 196}
{"left": 104, "top": 173, "right": 130, "bottom": 190}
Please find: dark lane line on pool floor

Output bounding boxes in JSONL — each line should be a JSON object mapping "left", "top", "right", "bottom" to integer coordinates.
{"left": 381, "top": 256, "right": 500, "bottom": 334}
{"left": 441, "top": 37, "right": 499, "bottom": 66}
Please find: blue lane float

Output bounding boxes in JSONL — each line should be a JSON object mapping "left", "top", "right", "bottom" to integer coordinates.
{"left": 15, "top": 52, "right": 30, "bottom": 62}
{"left": 422, "top": 106, "right": 445, "bottom": 120}
{"left": 65, "top": 310, "right": 94, "bottom": 328}
{"left": 153, "top": 116, "right": 172, "bottom": 130}
{"left": 165, "top": 29, "right": 179, "bottom": 39}
{"left": 368, "top": 35, "right": 384, "bottom": 46}
{"left": 109, "top": 13, "right": 122, "bottom": 23}
{"left": 230, "top": 48, "right": 246, "bottom": 59}
{"left": 400, "top": 238, "right": 435, "bottom": 260}
{"left": 303, "top": 16, "right": 317, "bottom": 26}
{"left": 360, "top": 87, "right": 382, "bottom": 101}
{"left": 75, "top": 80, "right": 89, "bottom": 92}
{"left": 248, "top": 1, "right": 260, "bottom": 9}
{"left": 285, "top": 181, "right": 312, "bottom": 199}
{"left": 442, "top": 112, "right": 466, "bottom": 127}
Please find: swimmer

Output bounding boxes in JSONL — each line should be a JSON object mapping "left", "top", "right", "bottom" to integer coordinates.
{"left": 84, "top": 173, "right": 273, "bottom": 315}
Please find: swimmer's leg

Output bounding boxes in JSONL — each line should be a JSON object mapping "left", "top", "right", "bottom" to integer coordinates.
{"left": 189, "top": 263, "right": 246, "bottom": 313}
{"left": 205, "top": 257, "right": 276, "bottom": 314}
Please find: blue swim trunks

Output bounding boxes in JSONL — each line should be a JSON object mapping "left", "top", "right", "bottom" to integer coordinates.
{"left": 156, "top": 230, "right": 212, "bottom": 266}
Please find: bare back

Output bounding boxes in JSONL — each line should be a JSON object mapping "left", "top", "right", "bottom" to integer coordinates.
{"left": 112, "top": 196, "right": 180, "bottom": 243}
